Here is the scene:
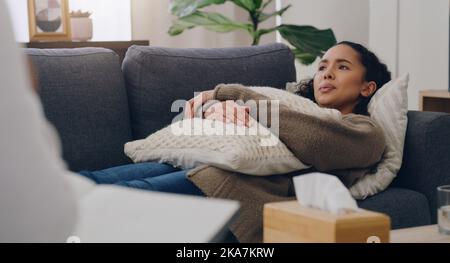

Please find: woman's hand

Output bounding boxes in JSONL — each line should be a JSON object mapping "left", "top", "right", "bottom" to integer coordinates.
{"left": 184, "top": 90, "right": 215, "bottom": 119}
{"left": 204, "top": 101, "right": 253, "bottom": 127}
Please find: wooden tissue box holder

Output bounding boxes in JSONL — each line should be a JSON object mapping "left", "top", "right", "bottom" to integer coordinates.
{"left": 264, "top": 201, "right": 391, "bottom": 243}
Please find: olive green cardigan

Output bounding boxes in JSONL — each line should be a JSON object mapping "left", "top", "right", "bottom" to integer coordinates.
{"left": 187, "top": 84, "right": 386, "bottom": 243}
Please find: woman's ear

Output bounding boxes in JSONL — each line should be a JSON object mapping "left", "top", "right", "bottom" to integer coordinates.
{"left": 361, "top": 81, "right": 377, "bottom": 98}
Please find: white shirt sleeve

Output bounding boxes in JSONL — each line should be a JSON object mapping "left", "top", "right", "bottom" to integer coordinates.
{"left": 0, "top": 4, "right": 78, "bottom": 242}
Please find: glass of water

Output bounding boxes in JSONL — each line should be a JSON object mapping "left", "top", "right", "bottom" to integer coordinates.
{"left": 438, "top": 185, "right": 450, "bottom": 235}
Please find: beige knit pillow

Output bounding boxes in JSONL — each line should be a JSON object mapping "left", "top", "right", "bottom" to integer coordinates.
{"left": 124, "top": 118, "right": 309, "bottom": 176}
{"left": 349, "top": 74, "right": 409, "bottom": 199}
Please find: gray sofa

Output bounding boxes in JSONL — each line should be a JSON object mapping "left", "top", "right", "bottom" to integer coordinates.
{"left": 26, "top": 43, "right": 450, "bottom": 232}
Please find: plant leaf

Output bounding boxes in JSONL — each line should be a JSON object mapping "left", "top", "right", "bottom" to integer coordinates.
{"left": 231, "top": 0, "right": 257, "bottom": 12}
{"left": 255, "top": 26, "right": 278, "bottom": 37}
{"left": 254, "top": 0, "right": 263, "bottom": 9}
{"left": 170, "top": 0, "right": 227, "bottom": 18}
{"left": 169, "top": 11, "right": 252, "bottom": 35}
{"left": 261, "top": 0, "right": 274, "bottom": 10}
{"left": 292, "top": 48, "right": 317, "bottom": 65}
{"left": 168, "top": 20, "right": 196, "bottom": 36}
{"left": 278, "top": 24, "right": 336, "bottom": 58}
{"left": 259, "top": 4, "right": 291, "bottom": 23}
{"left": 168, "top": 1, "right": 338, "bottom": 66}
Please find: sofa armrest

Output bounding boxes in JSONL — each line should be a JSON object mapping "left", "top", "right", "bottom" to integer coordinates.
{"left": 394, "top": 111, "right": 450, "bottom": 223}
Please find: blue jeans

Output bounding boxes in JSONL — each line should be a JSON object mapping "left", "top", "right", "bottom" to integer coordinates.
{"left": 78, "top": 162, "right": 204, "bottom": 196}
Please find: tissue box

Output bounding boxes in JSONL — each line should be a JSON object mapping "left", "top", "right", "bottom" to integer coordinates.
{"left": 264, "top": 201, "right": 390, "bottom": 243}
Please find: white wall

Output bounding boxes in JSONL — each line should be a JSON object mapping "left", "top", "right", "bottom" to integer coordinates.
{"left": 280, "top": 0, "right": 370, "bottom": 80}
{"left": 370, "top": 0, "right": 449, "bottom": 110}
{"left": 5, "top": 0, "right": 29, "bottom": 42}
{"left": 369, "top": 0, "right": 399, "bottom": 78}
{"left": 69, "top": 0, "right": 132, "bottom": 41}
{"left": 398, "top": 0, "right": 449, "bottom": 110}
{"left": 131, "top": 0, "right": 276, "bottom": 48}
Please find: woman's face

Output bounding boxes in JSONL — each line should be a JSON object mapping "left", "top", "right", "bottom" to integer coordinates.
{"left": 313, "top": 44, "right": 376, "bottom": 114}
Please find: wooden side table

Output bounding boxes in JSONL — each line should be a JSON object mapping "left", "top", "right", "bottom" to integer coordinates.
{"left": 25, "top": 40, "right": 149, "bottom": 64}
{"left": 419, "top": 90, "right": 450, "bottom": 113}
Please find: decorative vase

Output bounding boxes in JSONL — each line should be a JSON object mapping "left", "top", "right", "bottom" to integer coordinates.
{"left": 70, "top": 17, "right": 93, "bottom": 41}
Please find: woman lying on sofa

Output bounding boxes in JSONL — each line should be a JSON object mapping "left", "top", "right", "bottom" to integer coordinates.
{"left": 78, "top": 41, "right": 391, "bottom": 242}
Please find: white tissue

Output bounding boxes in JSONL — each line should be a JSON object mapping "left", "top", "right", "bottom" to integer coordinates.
{"left": 293, "top": 173, "right": 358, "bottom": 214}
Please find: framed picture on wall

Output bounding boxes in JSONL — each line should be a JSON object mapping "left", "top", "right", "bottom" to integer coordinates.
{"left": 28, "top": 0, "right": 71, "bottom": 42}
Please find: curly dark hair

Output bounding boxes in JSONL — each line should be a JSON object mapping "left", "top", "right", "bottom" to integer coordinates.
{"left": 295, "top": 41, "right": 392, "bottom": 115}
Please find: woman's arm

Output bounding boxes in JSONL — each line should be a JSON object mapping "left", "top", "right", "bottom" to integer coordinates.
{"left": 212, "top": 84, "right": 386, "bottom": 172}
{"left": 213, "top": 83, "right": 269, "bottom": 102}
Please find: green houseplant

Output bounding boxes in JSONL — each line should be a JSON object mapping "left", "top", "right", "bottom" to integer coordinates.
{"left": 168, "top": 0, "right": 337, "bottom": 65}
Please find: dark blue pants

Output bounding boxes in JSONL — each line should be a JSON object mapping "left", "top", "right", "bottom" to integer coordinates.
{"left": 78, "top": 162, "right": 203, "bottom": 196}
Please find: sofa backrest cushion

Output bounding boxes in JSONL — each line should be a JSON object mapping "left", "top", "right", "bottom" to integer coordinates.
{"left": 122, "top": 43, "right": 296, "bottom": 139}
{"left": 25, "top": 48, "right": 133, "bottom": 171}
